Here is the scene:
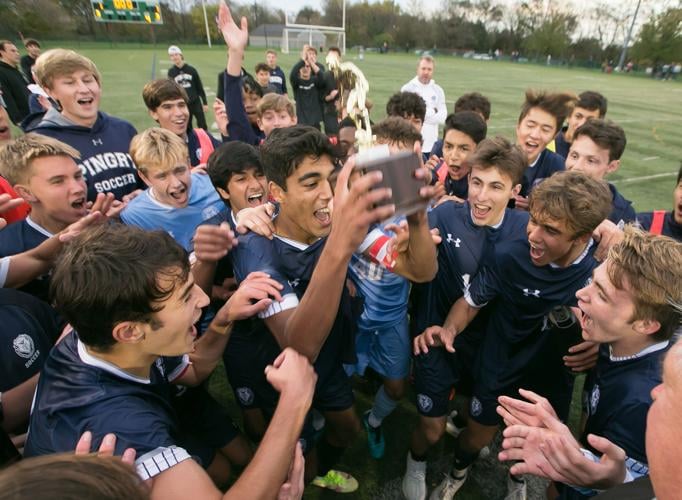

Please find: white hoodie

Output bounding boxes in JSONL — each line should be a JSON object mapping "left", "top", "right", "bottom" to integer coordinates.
{"left": 401, "top": 76, "right": 447, "bottom": 154}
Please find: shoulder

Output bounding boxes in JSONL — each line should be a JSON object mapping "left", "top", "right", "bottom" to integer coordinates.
{"left": 540, "top": 149, "right": 565, "bottom": 170}
{"left": 98, "top": 113, "right": 137, "bottom": 135}
{"left": 120, "top": 190, "right": 153, "bottom": 222}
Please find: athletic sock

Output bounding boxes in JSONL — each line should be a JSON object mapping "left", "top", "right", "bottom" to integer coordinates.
{"left": 368, "top": 386, "right": 398, "bottom": 427}
{"left": 317, "top": 438, "right": 346, "bottom": 477}
{"left": 452, "top": 440, "right": 479, "bottom": 476}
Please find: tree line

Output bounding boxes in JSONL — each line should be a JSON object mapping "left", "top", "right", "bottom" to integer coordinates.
{"left": 0, "top": 0, "right": 679, "bottom": 66}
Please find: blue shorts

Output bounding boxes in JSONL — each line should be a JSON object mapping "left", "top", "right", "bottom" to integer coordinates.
{"left": 346, "top": 318, "right": 410, "bottom": 380}
{"left": 412, "top": 329, "right": 481, "bottom": 417}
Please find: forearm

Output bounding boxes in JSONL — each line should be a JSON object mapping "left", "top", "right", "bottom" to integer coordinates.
{"left": 5, "top": 235, "right": 63, "bottom": 288}
{"left": 394, "top": 210, "right": 437, "bottom": 282}
{"left": 223, "top": 393, "right": 308, "bottom": 499}
{"left": 282, "top": 245, "right": 348, "bottom": 361}
{"left": 1, "top": 374, "right": 39, "bottom": 433}
{"left": 227, "top": 47, "right": 242, "bottom": 77}
{"left": 191, "top": 260, "right": 218, "bottom": 295}
{"left": 186, "top": 321, "right": 233, "bottom": 384}
{"left": 443, "top": 297, "right": 479, "bottom": 336}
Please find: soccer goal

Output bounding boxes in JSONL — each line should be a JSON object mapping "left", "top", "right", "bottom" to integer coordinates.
{"left": 282, "top": 24, "right": 346, "bottom": 55}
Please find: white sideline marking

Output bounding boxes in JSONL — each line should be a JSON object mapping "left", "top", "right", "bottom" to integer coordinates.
{"left": 612, "top": 172, "right": 677, "bottom": 184}
{"left": 642, "top": 156, "right": 660, "bottom": 161}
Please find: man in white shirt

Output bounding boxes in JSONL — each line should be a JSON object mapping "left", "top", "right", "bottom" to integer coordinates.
{"left": 401, "top": 56, "right": 446, "bottom": 155}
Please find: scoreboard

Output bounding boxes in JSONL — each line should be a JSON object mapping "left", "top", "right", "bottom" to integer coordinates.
{"left": 91, "top": 0, "right": 163, "bottom": 24}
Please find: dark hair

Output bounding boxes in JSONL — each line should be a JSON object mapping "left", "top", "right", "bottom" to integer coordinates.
{"left": 443, "top": 111, "right": 487, "bottom": 144}
{"left": 467, "top": 136, "right": 527, "bottom": 186}
{"left": 454, "top": 92, "right": 491, "bottom": 120}
{"left": 386, "top": 92, "right": 426, "bottom": 122}
{"left": 260, "top": 125, "right": 338, "bottom": 190}
{"left": 373, "top": 117, "right": 422, "bottom": 148}
{"left": 518, "top": 89, "right": 577, "bottom": 133}
{"left": 328, "top": 46, "right": 341, "bottom": 55}
{"left": 242, "top": 73, "right": 264, "bottom": 97}
{"left": 0, "top": 41, "right": 13, "bottom": 53}
{"left": 338, "top": 116, "right": 357, "bottom": 129}
{"left": 0, "top": 454, "right": 148, "bottom": 500}
{"left": 677, "top": 163, "right": 682, "bottom": 185}
{"left": 50, "top": 224, "right": 190, "bottom": 351}
{"left": 207, "top": 142, "right": 262, "bottom": 190}
{"left": 529, "top": 170, "right": 612, "bottom": 238}
{"left": 577, "top": 91, "right": 607, "bottom": 117}
{"left": 24, "top": 38, "right": 40, "bottom": 49}
{"left": 254, "top": 62, "right": 270, "bottom": 74}
{"left": 573, "top": 119, "right": 626, "bottom": 162}
{"left": 142, "top": 79, "right": 188, "bottom": 111}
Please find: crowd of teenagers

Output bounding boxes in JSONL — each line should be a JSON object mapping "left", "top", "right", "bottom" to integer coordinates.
{"left": 0, "top": 2, "right": 681, "bottom": 499}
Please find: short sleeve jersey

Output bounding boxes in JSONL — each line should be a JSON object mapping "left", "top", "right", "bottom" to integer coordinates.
{"left": 231, "top": 232, "right": 358, "bottom": 379}
{"left": 120, "top": 172, "right": 223, "bottom": 252}
{"left": 25, "top": 331, "right": 191, "bottom": 479}
{"left": 411, "top": 202, "right": 528, "bottom": 335}
{"left": 466, "top": 238, "right": 597, "bottom": 344}
{"left": 0, "top": 288, "right": 64, "bottom": 392}
{"left": 583, "top": 343, "right": 669, "bottom": 465}
{"left": 520, "top": 149, "right": 565, "bottom": 198}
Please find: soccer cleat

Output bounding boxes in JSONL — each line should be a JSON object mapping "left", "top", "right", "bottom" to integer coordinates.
{"left": 363, "top": 410, "right": 385, "bottom": 459}
{"left": 504, "top": 474, "right": 527, "bottom": 500}
{"left": 402, "top": 452, "right": 427, "bottom": 500}
{"left": 312, "top": 469, "right": 359, "bottom": 493}
{"left": 429, "top": 470, "right": 468, "bottom": 500}
{"left": 445, "top": 410, "right": 465, "bottom": 438}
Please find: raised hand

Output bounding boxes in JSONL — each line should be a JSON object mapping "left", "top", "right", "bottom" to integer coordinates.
{"left": 193, "top": 223, "right": 238, "bottom": 262}
{"left": 217, "top": 0, "right": 248, "bottom": 51}
{"left": 496, "top": 388, "right": 559, "bottom": 428}
{"left": 215, "top": 271, "right": 283, "bottom": 323}
{"left": 74, "top": 431, "right": 137, "bottom": 465}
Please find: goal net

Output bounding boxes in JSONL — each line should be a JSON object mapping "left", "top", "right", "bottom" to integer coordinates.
{"left": 282, "top": 25, "right": 346, "bottom": 54}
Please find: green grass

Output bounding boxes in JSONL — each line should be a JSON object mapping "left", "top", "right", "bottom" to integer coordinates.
{"left": 54, "top": 42, "right": 682, "bottom": 212}
{"left": 25, "top": 42, "right": 682, "bottom": 498}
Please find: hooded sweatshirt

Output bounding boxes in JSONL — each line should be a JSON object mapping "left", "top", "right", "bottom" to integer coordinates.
{"left": 29, "top": 108, "right": 143, "bottom": 201}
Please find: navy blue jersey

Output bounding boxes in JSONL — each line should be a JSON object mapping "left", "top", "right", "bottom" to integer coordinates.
{"left": 554, "top": 128, "right": 570, "bottom": 159}
{"left": 0, "top": 218, "right": 51, "bottom": 301}
{"left": 30, "top": 109, "right": 143, "bottom": 201}
{"left": 269, "top": 66, "right": 288, "bottom": 95}
{"left": 467, "top": 238, "right": 597, "bottom": 344}
{"left": 636, "top": 211, "right": 682, "bottom": 241}
{"left": 520, "top": 149, "right": 565, "bottom": 198}
{"left": 0, "top": 289, "right": 63, "bottom": 392}
{"left": 444, "top": 175, "right": 469, "bottom": 199}
{"left": 231, "top": 232, "right": 358, "bottom": 382}
{"left": 608, "top": 183, "right": 636, "bottom": 225}
{"left": 25, "top": 331, "right": 191, "bottom": 473}
{"left": 411, "top": 202, "right": 528, "bottom": 335}
{"left": 583, "top": 343, "right": 668, "bottom": 466}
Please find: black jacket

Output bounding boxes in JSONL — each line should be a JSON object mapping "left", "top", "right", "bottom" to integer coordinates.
{"left": 0, "top": 60, "right": 30, "bottom": 124}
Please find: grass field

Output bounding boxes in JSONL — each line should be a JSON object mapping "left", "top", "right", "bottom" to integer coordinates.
{"left": 26, "top": 42, "right": 682, "bottom": 498}
{"left": 52, "top": 42, "right": 682, "bottom": 213}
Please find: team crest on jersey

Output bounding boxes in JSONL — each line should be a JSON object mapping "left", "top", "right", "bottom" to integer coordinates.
{"left": 202, "top": 205, "right": 220, "bottom": 221}
{"left": 13, "top": 334, "right": 35, "bottom": 359}
{"left": 237, "top": 387, "right": 255, "bottom": 406}
{"left": 417, "top": 394, "right": 433, "bottom": 413}
{"left": 590, "top": 385, "right": 600, "bottom": 415}
{"left": 470, "top": 396, "right": 483, "bottom": 417}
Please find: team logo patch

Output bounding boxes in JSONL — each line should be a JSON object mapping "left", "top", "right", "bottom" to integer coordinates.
{"left": 236, "top": 387, "right": 255, "bottom": 406}
{"left": 202, "top": 205, "right": 220, "bottom": 220}
{"left": 13, "top": 334, "right": 35, "bottom": 359}
{"left": 590, "top": 385, "right": 600, "bottom": 415}
{"left": 470, "top": 396, "right": 483, "bottom": 417}
{"left": 417, "top": 394, "right": 433, "bottom": 413}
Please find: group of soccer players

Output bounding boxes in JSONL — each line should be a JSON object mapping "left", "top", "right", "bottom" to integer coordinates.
{"left": 0, "top": 1, "right": 681, "bottom": 499}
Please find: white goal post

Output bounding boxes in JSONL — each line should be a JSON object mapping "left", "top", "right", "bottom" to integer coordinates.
{"left": 282, "top": 25, "right": 346, "bottom": 55}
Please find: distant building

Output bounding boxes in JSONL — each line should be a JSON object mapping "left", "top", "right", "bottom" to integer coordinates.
{"left": 249, "top": 24, "right": 284, "bottom": 49}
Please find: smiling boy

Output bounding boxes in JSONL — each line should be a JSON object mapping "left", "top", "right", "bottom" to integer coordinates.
{"left": 414, "top": 171, "right": 613, "bottom": 499}
{"left": 513, "top": 90, "right": 575, "bottom": 210}
{"left": 142, "top": 79, "right": 222, "bottom": 168}
{"left": 28, "top": 49, "right": 142, "bottom": 202}
{"left": 120, "top": 128, "right": 223, "bottom": 252}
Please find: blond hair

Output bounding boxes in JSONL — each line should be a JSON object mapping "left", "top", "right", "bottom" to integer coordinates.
{"left": 528, "top": 170, "right": 612, "bottom": 238}
{"left": 34, "top": 48, "right": 101, "bottom": 90}
{"left": 129, "top": 127, "right": 188, "bottom": 175}
{"left": 607, "top": 225, "right": 682, "bottom": 341}
{"left": 0, "top": 133, "right": 80, "bottom": 185}
{"left": 257, "top": 93, "right": 295, "bottom": 118}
